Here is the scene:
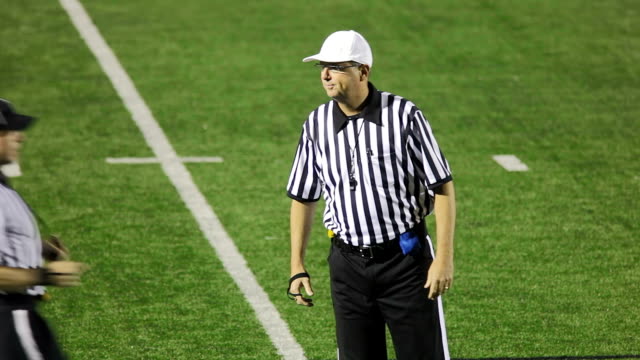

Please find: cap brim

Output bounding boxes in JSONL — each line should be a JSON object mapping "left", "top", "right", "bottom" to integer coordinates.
{"left": 5, "top": 114, "right": 36, "bottom": 131}
{"left": 302, "top": 54, "right": 321, "bottom": 62}
{"left": 302, "top": 54, "right": 354, "bottom": 63}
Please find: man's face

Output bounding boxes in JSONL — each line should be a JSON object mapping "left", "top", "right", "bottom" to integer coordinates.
{"left": 318, "top": 62, "right": 362, "bottom": 102}
{"left": 0, "top": 131, "right": 25, "bottom": 165}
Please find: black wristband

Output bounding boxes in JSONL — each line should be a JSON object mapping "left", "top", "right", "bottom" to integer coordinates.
{"left": 288, "top": 272, "right": 310, "bottom": 286}
{"left": 287, "top": 272, "right": 312, "bottom": 301}
{"left": 37, "top": 267, "right": 53, "bottom": 286}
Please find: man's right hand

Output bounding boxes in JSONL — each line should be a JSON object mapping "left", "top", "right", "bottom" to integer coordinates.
{"left": 289, "top": 200, "right": 318, "bottom": 307}
{"left": 45, "top": 261, "right": 89, "bottom": 287}
{"left": 288, "top": 273, "right": 314, "bottom": 307}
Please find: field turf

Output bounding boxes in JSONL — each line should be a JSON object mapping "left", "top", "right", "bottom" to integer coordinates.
{"left": 1, "top": 1, "right": 639, "bottom": 359}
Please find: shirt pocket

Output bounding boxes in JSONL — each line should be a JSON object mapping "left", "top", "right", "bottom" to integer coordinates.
{"left": 367, "top": 149, "right": 398, "bottom": 185}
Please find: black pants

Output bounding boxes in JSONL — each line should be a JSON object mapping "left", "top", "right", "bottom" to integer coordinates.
{"left": 328, "top": 236, "right": 449, "bottom": 360}
{"left": 0, "top": 295, "right": 66, "bottom": 360}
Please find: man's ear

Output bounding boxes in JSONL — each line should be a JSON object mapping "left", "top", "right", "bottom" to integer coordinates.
{"left": 359, "top": 65, "right": 371, "bottom": 81}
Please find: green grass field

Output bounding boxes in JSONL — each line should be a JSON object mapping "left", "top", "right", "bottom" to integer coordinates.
{"left": 2, "top": 0, "right": 639, "bottom": 359}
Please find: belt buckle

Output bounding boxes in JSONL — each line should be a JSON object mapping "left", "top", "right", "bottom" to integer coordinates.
{"left": 358, "top": 246, "right": 375, "bottom": 259}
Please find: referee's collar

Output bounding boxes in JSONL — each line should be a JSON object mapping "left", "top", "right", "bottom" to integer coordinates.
{"left": 333, "top": 82, "right": 381, "bottom": 134}
{"left": 0, "top": 171, "right": 9, "bottom": 187}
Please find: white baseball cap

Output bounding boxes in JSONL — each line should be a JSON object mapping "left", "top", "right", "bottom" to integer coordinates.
{"left": 302, "top": 30, "right": 373, "bottom": 67}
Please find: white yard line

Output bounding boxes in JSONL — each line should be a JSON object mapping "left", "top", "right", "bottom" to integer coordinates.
{"left": 492, "top": 154, "right": 530, "bottom": 172}
{"left": 106, "top": 156, "right": 224, "bottom": 164}
{"left": 59, "top": 1, "right": 305, "bottom": 359}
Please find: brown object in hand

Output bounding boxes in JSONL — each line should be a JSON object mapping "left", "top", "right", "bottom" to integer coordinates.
{"left": 42, "top": 235, "right": 69, "bottom": 261}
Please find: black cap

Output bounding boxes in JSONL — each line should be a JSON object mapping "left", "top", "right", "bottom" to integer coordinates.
{"left": 0, "top": 99, "right": 36, "bottom": 131}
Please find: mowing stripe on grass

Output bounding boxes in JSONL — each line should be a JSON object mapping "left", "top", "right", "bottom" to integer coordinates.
{"left": 58, "top": 1, "right": 306, "bottom": 358}
{"left": 492, "top": 154, "right": 529, "bottom": 172}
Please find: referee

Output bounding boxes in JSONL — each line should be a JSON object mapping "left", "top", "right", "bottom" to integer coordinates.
{"left": 286, "top": 31, "right": 456, "bottom": 360}
{"left": 0, "top": 99, "right": 88, "bottom": 360}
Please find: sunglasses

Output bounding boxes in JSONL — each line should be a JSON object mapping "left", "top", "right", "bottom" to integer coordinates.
{"left": 315, "top": 63, "right": 360, "bottom": 73}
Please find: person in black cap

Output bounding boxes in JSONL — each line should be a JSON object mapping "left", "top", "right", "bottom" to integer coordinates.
{"left": 0, "top": 98, "right": 88, "bottom": 360}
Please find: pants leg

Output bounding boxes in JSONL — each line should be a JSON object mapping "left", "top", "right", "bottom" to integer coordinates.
{"left": 0, "top": 309, "right": 66, "bottom": 360}
{"left": 0, "top": 310, "right": 29, "bottom": 360}
{"left": 329, "top": 244, "right": 388, "bottom": 360}
{"left": 375, "top": 245, "right": 449, "bottom": 360}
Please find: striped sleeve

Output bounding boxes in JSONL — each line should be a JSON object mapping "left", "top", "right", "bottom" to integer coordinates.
{"left": 407, "top": 109, "right": 452, "bottom": 189}
{"left": 286, "top": 125, "right": 322, "bottom": 202}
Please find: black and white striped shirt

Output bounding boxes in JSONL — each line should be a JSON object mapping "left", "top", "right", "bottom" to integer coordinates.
{"left": 287, "top": 83, "right": 452, "bottom": 246}
{"left": 0, "top": 173, "right": 44, "bottom": 296}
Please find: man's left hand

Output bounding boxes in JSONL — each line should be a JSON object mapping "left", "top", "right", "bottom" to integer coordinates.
{"left": 42, "top": 235, "right": 69, "bottom": 261}
{"left": 424, "top": 257, "right": 453, "bottom": 299}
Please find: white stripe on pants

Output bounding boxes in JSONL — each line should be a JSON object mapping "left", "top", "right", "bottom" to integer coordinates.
{"left": 13, "top": 310, "right": 44, "bottom": 360}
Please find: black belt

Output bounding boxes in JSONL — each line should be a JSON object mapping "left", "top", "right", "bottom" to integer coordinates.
{"left": 0, "top": 294, "right": 39, "bottom": 310}
{"left": 330, "top": 222, "right": 426, "bottom": 260}
{"left": 332, "top": 236, "right": 402, "bottom": 260}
